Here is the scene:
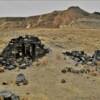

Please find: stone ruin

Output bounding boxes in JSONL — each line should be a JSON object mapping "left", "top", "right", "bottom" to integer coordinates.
{"left": 62, "top": 50, "right": 100, "bottom": 74}
{"left": 0, "top": 35, "right": 49, "bottom": 70}
{"left": 63, "top": 50, "right": 100, "bottom": 66}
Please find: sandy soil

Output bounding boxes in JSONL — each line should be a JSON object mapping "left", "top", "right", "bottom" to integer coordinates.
{"left": 0, "top": 28, "right": 100, "bottom": 100}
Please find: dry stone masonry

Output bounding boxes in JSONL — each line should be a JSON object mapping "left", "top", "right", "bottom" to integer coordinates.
{"left": 0, "top": 35, "right": 49, "bottom": 70}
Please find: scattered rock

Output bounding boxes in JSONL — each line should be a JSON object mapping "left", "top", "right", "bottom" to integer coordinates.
{"left": 66, "top": 67, "right": 72, "bottom": 72}
{"left": 2, "top": 81, "right": 8, "bottom": 85}
{"left": 61, "top": 69, "right": 67, "bottom": 74}
{"left": 16, "top": 73, "right": 28, "bottom": 86}
{"left": 0, "top": 35, "right": 49, "bottom": 70}
{"left": 0, "top": 90, "right": 19, "bottom": 100}
{"left": 4, "top": 65, "right": 16, "bottom": 70}
{"left": 61, "top": 79, "right": 66, "bottom": 83}
{"left": 63, "top": 50, "right": 98, "bottom": 65}
{"left": 93, "top": 50, "right": 100, "bottom": 61}
{"left": 65, "top": 66, "right": 88, "bottom": 74}
{"left": 26, "top": 92, "right": 30, "bottom": 95}
{"left": 63, "top": 50, "right": 100, "bottom": 75}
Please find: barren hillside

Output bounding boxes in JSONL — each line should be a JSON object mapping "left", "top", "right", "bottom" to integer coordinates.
{"left": 0, "top": 6, "right": 100, "bottom": 30}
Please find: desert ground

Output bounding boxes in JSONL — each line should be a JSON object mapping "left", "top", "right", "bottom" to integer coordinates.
{"left": 0, "top": 28, "right": 100, "bottom": 100}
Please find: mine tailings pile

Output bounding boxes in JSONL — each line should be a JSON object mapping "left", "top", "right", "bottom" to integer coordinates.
{"left": 0, "top": 35, "right": 49, "bottom": 70}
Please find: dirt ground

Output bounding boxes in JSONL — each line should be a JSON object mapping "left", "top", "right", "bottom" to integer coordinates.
{"left": 0, "top": 28, "right": 100, "bottom": 100}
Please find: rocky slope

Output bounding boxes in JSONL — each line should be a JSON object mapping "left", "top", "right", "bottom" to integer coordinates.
{"left": 0, "top": 6, "right": 100, "bottom": 29}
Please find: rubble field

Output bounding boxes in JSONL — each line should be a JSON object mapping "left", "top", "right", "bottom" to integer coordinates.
{"left": 0, "top": 28, "right": 100, "bottom": 100}
{"left": 62, "top": 50, "right": 100, "bottom": 74}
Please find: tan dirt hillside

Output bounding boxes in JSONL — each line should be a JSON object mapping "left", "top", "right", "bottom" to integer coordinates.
{"left": 0, "top": 6, "right": 100, "bottom": 30}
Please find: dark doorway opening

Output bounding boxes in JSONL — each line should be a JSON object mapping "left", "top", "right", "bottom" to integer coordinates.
{"left": 31, "top": 44, "right": 36, "bottom": 59}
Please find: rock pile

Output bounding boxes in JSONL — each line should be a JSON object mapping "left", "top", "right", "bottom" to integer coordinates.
{"left": 63, "top": 50, "right": 100, "bottom": 66}
{"left": 0, "top": 91, "right": 19, "bottom": 100}
{"left": 62, "top": 50, "right": 100, "bottom": 74}
{"left": 0, "top": 35, "right": 49, "bottom": 70}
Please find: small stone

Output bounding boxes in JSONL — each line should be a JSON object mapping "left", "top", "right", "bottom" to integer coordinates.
{"left": 61, "top": 69, "right": 67, "bottom": 74}
{"left": 66, "top": 67, "right": 72, "bottom": 72}
{"left": 86, "top": 76, "right": 90, "bottom": 79}
{"left": 2, "top": 81, "right": 8, "bottom": 85}
{"left": 0, "top": 67, "right": 4, "bottom": 73}
{"left": 16, "top": 73, "right": 28, "bottom": 86}
{"left": 61, "top": 79, "right": 66, "bottom": 83}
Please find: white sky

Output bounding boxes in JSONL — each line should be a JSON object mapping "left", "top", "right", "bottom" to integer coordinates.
{"left": 0, "top": 0, "right": 100, "bottom": 17}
